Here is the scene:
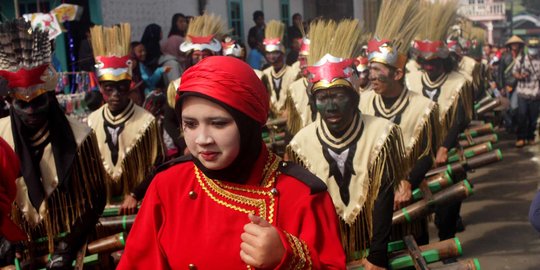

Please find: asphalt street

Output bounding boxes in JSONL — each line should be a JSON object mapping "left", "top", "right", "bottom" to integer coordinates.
{"left": 428, "top": 134, "right": 540, "bottom": 270}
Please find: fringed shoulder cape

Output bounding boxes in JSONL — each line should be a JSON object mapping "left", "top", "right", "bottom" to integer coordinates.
{"left": 286, "top": 113, "right": 408, "bottom": 261}
{"left": 360, "top": 89, "right": 440, "bottom": 168}
{"left": 284, "top": 77, "right": 315, "bottom": 135}
{"left": 0, "top": 116, "right": 106, "bottom": 252}
{"left": 87, "top": 101, "right": 163, "bottom": 203}
{"left": 262, "top": 65, "right": 299, "bottom": 116}
{"left": 406, "top": 60, "right": 471, "bottom": 141}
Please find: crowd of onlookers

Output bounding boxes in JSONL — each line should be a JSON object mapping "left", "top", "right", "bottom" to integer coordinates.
{"left": 483, "top": 36, "right": 540, "bottom": 148}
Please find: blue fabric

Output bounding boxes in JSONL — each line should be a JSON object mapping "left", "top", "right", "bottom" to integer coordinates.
{"left": 140, "top": 64, "right": 165, "bottom": 96}
{"left": 530, "top": 190, "right": 540, "bottom": 233}
{"left": 247, "top": 49, "right": 265, "bottom": 70}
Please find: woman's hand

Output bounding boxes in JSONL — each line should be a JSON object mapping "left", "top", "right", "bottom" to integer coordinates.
{"left": 240, "top": 214, "right": 285, "bottom": 269}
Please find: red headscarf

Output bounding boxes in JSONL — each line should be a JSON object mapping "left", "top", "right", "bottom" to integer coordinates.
{"left": 0, "top": 137, "right": 26, "bottom": 241}
{"left": 177, "top": 56, "right": 269, "bottom": 125}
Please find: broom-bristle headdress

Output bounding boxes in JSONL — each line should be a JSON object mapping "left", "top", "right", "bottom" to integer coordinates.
{"left": 222, "top": 37, "right": 244, "bottom": 58}
{"left": 368, "top": 0, "right": 422, "bottom": 69}
{"left": 90, "top": 23, "right": 132, "bottom": 82}
{"left": 264, "top": 20, "right": 286, "bottom": 53}
{"left": 180, "top": 13, "right": 228, "bottom": 53}
{"left": 296, "top": 20, "right": 310, "bottom": 56}
{"left": 0, "top": 18, "right": 56, "bottom": 102}
{"left": 412, "top": 0, "right": 459, "bottom": 60}
{"left": 306, "top": 19, "right": 365, "bottom": 92}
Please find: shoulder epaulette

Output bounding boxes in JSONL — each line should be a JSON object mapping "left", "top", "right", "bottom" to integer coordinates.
{"left": 154, "top": 155, "right": 192, "bottom": 175}
{"left": 278, "top": 161, "right": 327, "bottom": 194}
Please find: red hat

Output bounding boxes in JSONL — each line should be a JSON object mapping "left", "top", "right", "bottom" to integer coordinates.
{"left": 0, "top": 137, "right": 26, "bottom": 242}
{"left": 177, "top": 56, "right": 269, "bottom": 125}
{"left": 411, "top": 40, "right": 450, "bottom": 60}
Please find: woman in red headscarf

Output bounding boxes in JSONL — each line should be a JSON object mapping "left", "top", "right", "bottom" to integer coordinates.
{"left": 117, "top": 56, "right": 345, "bottom": 269}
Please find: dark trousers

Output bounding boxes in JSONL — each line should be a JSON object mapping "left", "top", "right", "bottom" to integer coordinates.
{"left": 516, "top": 96, "right": 540, "bottom": 140}
{"left": 435, "top": 201, "right": 461, "bottom": 241}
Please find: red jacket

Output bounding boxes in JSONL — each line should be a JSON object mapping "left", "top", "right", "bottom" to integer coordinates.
{"left": 118, "top": 147, "right": 345, "bottom": 269}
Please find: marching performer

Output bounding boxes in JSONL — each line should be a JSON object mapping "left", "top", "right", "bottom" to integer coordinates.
{"left": 87, "top": 23, "right": 164, "bottom": 213}
{"left": 261, "top": 20, "right": 298, "bottom": 117}
{"left": 360, "top": 0, "right": 438, "bottom": 244}
{"left": 0, "top": 18, "right": 106, "bottom": 268}
{"left": 406, "top": 0, "right": 470, "bottom": 242}
{"left": 286, "top": 18, "right": 408, "bottom": 268}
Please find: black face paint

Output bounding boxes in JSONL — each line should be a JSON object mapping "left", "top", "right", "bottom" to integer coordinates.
{"left": 314, "top": 87, "right": 358, "bottom": 136}
{"left": 265, "top": 51, "right": 283, "bottom": 66}
{"left": 417, "top": 58, "right": 445, "bottom": 80}
{"left": 376, "top": 74, "right": 392, "bottom": 83}
{"left": 11, "top": 93, "right": 50, "bottom": 130}
{"left": 100, "top": 80, "right": 132, "bottom": 115}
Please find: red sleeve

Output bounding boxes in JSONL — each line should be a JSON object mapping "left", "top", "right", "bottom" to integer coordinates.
{"left": 274, "top": 186, "right": 346, "bottom": 269}
{"left": 0, "top": 137, "right": 19, "bottom": 200}
{"left": 117, "top": 176, "right": 170, "bottom": 270}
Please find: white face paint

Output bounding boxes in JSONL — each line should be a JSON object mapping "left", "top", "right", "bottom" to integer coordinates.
{"left": 181, "top": 96, "right": 241, "bottom": 170}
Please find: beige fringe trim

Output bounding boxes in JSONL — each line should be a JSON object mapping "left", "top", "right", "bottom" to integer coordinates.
{"left": 406, "top": 103, "right": 442, "bottom": 170}
{"left": 440, "top": 86, "right": 472, "bottom": 143}
{"left": 284, "top": 93, "right": 303, "bottom": 136}
{"left": 287, "top": 125, "right": 408, "bottom": 261}
{"left": 106, "top": 120, "right": 163, "bottom": 203}
{"left": 12, "top": 131, "right": 107, "bottom": 253}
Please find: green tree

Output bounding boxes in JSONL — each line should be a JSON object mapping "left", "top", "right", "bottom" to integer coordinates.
{"left": 522, "top": 0, "right": 540, "bottom": 14}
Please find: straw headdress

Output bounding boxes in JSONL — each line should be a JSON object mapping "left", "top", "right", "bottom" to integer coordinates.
{"left": 90, "top": 23, "right": 132, "bottom": 82}
{"left": 368, "top": 0, "right": 423, "bottom": 69}
{"left": 412, "top": 0, "right": 459, "bottom": 60}
{"left": 180, "top": 13, "right": 228, "bottom": 53}
{"left": 305, "top": 19, "right": 365, "bottom": 92}
{"left": 264, "top": 20, "right": 286, "bottom": 53}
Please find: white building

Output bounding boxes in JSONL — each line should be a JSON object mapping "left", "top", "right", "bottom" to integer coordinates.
{"left": 99, "top": 0, "right": 302, "bottom": 45}
{"left": 457, "top": 0, "right": 506, "bottom": 44}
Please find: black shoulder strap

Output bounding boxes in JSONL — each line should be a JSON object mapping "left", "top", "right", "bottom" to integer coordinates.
{"left": 132, "top": 154, "right": 193, "bottom": 200}
{"left": 154, "top": 154, "right": 192, "bottom": 174}
{"left": 278, "top": 161, "right": 327, "bottom": 194}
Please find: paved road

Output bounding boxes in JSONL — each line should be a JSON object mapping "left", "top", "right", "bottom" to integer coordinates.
{"left": 429, "top": 135, "right": 540, "bottom": 270}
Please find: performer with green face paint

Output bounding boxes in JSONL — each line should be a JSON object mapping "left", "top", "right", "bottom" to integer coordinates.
{"left": 360, "top": 0, "right": 439, "bottom": 245}
{"left": 286, "top": 19, "right": 408, "bottom": 269}
{"left": 406, "top": 0, "right": 471, "bottom": 244}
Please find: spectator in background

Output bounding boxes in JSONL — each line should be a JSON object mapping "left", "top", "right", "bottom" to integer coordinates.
{"left": 248, "top": 11, "right": 265, "bottom": 50}
{"left": 286, "top": 37, "right": 301, "bottom": 66}
{"left": 513, "top": 38, "right": 540, "bottom": 147}
{"left": 498, "top": 36, "right": 524, "bottom": 133}
{"left": 141, "top": 23, "right": 182, "bottom": 89}
{"left": 287, "top": 13, "right": 303, "bottom": 48}
{"left": 131, "top": 41, "right": 171, "bottom": 102}
{"left": 161, "top": 13, "right": 188, "bottom": 69}
{"left": 247, "top": 11, "right": 266, "bottom": 69}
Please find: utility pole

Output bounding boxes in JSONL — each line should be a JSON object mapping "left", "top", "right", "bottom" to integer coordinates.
{"left": 509, "top": 0, "right": 514, "bottom": 38}
{"left": 14, "top": 0, "right": 20, "bottom": 18}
